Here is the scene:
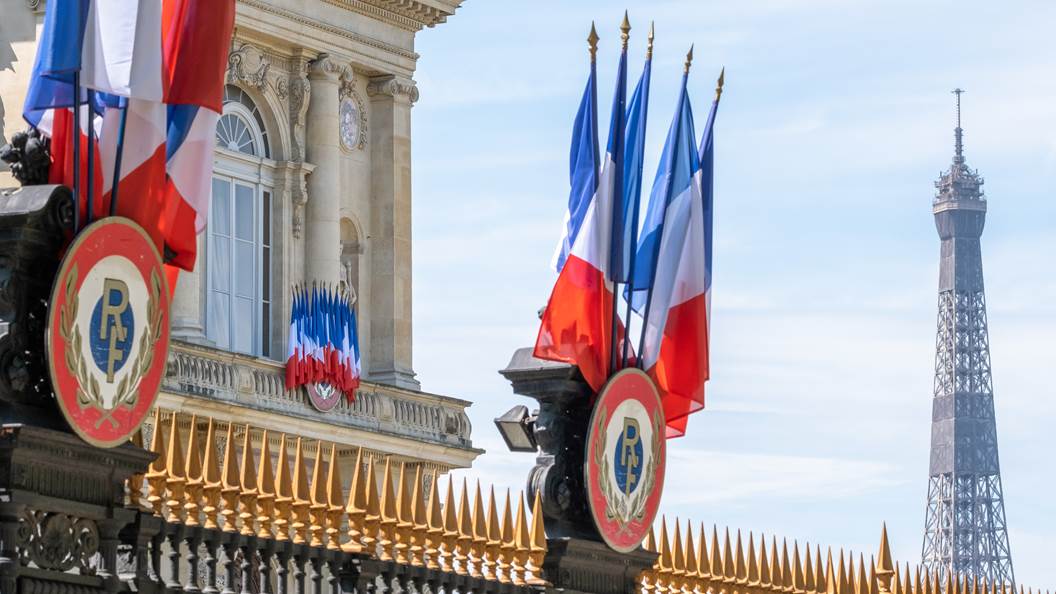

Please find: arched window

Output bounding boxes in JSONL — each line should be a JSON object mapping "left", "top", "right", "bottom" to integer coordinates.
{"left": 207, "top": 86, "right": 274, "bottom": 358}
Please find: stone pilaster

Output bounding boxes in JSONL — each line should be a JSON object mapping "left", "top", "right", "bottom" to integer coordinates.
{"left": 366, "top": 75, "right": 419, "bottom": 390}
{"left": 304, "top": 54, "right": 342, "bottom": 285}
{"left": 170, "top": 233, "right": 206, "bottom": 341}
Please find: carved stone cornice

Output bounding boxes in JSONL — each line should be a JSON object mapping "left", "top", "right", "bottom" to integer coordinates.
{"left": 367, "top": 75, "right": 419, "bottom": 104}
{"left": 320, "top": 0, "right": 462, "bottom": 31}
{"left": 237, "top": 0, "right": 419, "bottom": 62}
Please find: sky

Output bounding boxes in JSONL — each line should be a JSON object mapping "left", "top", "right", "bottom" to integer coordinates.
{"left": 408, "top": 0, "right": 1056, "bottom": 586}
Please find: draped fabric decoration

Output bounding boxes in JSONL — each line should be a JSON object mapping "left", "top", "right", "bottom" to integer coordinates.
{"left": 284, "top": 284, "right": 361, "bottom": 400}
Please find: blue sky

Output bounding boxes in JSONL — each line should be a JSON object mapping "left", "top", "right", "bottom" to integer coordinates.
{"left": 409, "top": 0, "right": 1055, "bottom": 585}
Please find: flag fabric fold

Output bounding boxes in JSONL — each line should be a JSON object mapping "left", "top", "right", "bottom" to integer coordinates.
{"left": 285, "top": 286, "right": 361, "bottom": 399}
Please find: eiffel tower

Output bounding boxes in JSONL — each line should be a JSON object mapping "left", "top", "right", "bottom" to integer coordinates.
{"left": 921, "top": 89, "right": 1014, "bottom": 585}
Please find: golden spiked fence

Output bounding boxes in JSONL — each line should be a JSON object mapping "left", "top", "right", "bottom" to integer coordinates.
{"left": 122, "top": 409, "right": 548, "bottom": 593}
{"left": 639, "top": 518, "right": 1048, "bottom": 594}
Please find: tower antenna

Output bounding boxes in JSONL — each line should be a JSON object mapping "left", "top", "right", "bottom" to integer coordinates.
{"left": 951, "top": 88, "right": 965, "bottom": 162}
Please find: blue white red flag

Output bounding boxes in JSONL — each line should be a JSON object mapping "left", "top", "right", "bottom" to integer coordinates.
{"left": 552, "top": 52, "right": 600, "bottom": 273}
{"left": 697, "top": 73, "right": 722, "bottom": 339}
{"left": 535, "top": 40, "right": 630, "bottom": 391}
{"left": 285, "top": 286, "right": 361, "bottom": 398}
{"left": 23, "top": 0, "right": 235, "bottom": 272}
{"left": 616, "top": 51, "right": 651, "bottom": 286}
{"left": 634, "top": 67, "right": 710, "bottom": 438}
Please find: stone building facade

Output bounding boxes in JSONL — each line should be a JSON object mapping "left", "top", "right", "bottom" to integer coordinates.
{"left": 0, "top": 0, "right": 478, "bottom": 476}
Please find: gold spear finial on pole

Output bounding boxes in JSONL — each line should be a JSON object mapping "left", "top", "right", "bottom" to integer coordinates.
{"left": 620, "top": 11, "right": 631, "bottom": 49}
{"left": 588, "top": 22, "right": 599, "bottom": 63}
{"left": 684, "top": 45, "right": 695, "bottom": 74}
{"left": 646, "top": 22, "right": 655, "bottom": 59}
{"left": 716, "top": 67, "right": 726, "bottom": 100}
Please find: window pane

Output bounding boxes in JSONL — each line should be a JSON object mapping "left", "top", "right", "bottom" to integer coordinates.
{"left": 207, "top": 291, "right": 230, "bottom": 350}
{"left": 235, "top": 184, "right": 254, "bottom": 241}
{"left": 261, "top": 302, "right": 270, "bottom": 358}
{"left": 262, "top": 191, "right": 271, "bottom": 245}
{"left": 233, "top": 297, "right": 254, "bottom": 354}
{"left": 210, "top": 237, "right": 231, "bottom": 293}
{"left": 211, "top": 178, "right": 230, "bottom": 236}
{"left": 235, "top": 240, "right": 254, "bottom": 298}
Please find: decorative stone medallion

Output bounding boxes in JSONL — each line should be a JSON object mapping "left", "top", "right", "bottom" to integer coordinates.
{"left": 46, "top": 217, "right": 171, "bottom": 448}
{"left": 339, "top": 97, "right": 360, "bottom": 151}
{"left": 306, "top": 382, "right": 341, "bottom": 412}
{"left": 584, "top": 368, "right": 666, "bottom": 553}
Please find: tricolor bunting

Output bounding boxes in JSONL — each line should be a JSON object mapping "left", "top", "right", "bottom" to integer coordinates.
{"left": 552, "top": 24, "right": 600, "bottom": 273}
{"left": 22, "top": 0, "right": 235, "bottom": 272}
{"left": 285, "top": 285, "right": 362, "bottom": 400}
{"left": 535, "top": 20, "right": 632, "bottom": 392}
{"left": 634, "top": 55, "right": 711, "bottom": 438}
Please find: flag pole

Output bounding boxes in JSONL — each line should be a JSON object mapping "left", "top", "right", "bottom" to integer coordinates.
{"left": 607, "top": 12, "right": 631, "bottom": 379}
{"left": 109, "top": 98, "right": 129, "bottom": 216}
{"left": 71, "top": 78, "right": 81, "bottom": 233}
{"left": 637, "top": 46, "right": 693, "bottom": 369}
{"left": 621, "top": 22, "right": 653, "bottom": 370}
{"left": 85, "top": 88, "right": 95, "bottom": 225}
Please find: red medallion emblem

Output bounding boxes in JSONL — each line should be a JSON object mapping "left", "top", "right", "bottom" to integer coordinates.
{"left": 46, "top": 217, "right": 171, "bottom": 448}
{"left": 306, "top": 382, "right": 341, "bottom": 412}
{"left": 585, "top": 368, "right": 667, "bottom": 553}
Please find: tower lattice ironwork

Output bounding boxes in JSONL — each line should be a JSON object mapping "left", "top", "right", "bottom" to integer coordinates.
{"left": 921, "top": 89, "right": 1014, "bottom": 585}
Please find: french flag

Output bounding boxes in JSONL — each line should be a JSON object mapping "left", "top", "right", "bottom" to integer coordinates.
{"left": 22, "top": 0, "right": 234, "bottom": 272}
{"left": 535, "top": 41, "right": 628, "bottom": 392}
{"left": 634, "top": 66, "right": 709, "bottom": 438}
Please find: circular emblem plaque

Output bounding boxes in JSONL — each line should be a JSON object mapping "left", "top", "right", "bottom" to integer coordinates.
{"left": 585, "top": 368, "right": 666, "bottom": 553}
{"left": 305, "top": 382, "right": 341, "bottom": 412}
{"left": 46, "top": 217, "right": 171, "bottom": 448}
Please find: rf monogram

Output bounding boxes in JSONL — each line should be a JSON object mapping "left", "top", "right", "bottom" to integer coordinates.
{"left": 99, "top": 278, "right": 130, "bottom": 383}
{"left": 620, "top": 417, "right": 641, "bottom": 496}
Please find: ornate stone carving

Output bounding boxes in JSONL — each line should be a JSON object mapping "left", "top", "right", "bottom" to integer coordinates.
{"left": 308, "top": 54, "right": 341, "bottom": 81}
{"left": 367, "top": 75, "right": 420, "bottom": 104}
{"left": 227, "top": 43, "right": 271, "bottom": 90}
{"left": 288, "top": 58, "right": 312, "bottom": 163}
{"left": 339, "top": 67, "right": 369, "bottom": 150}
{"left": 16, "top": 510, "right": 99, "bottom": 573}
{"left": 0, "top": 128, "right": 50, "bottom": 186}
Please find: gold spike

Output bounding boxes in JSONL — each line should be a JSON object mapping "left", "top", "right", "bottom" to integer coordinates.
{"left": 781, "top": 539, "right": 795, "bottom": 591}
{"left": 238, "top": 425, "right": 258, "bottom": 537}
{"left": 723, "top": 528, "right": 736, "bottom": 582}
{"left": 587, "top": 22, "right": 599, "bottom": 63}
{"left": 772, "top": 536, "right": 784, "bottom": 588}
{"left": 735, "top": 530, "right": 747, "bottom": 583}
{"left": 685, "top": 521, "right": 699, "bottom": 583}
{"left": 646, "top": 22, "right": 655, "bottom": 60}
{"left": 394, "top": 463, "right": 414, "bottom": 564}
{"left": 512, "top": 491, "right": 530, "bottom": 586}
{"left": 527, "top": 489, "right": 548, "bottom": 586}
{"left": 183, "top": 415, "right": 203, "bottom": 527}
{"left": 659, "top": 517, "right": 673, "bottom": 571}
{"left": 672, "top": 520, "right": 686, "bottom": 593}
{"left": 855, "top": 554, "right": 868, "bottom": 594}
{"left": 793, "top": 542, "right": 806, "bottom": 591}
{"left": 342, "top": 447, "right": 364, "bottom": 553}
{"left": 409, "top": 466, "right": 428, "bottom": 566}
{"left": 483, "top": 486, "right": 502, "bottom": 580}
{"left": 324, "top": 443, "right": 343, "bottom": 550}
{"left": 377, "top": 458, "right": 397, "bottom": 560}
{"left": 815, "top": 546, "right": 827, "bottom": 594}
{"left": 875, "top": 523, "right": 894, "bottom": 593}
{"left": 200, "top": 419, "right": 222, "bottom": 530}
{"left": 469, "top": 481, "right": 488, "bottom": 578}
{"left": 641, "top": 525, "right": 658, "bottom": 594}
{"left": 256, "top": 429, "right": 276, "bottom": 539}
{"left": 716, "top": 67, "right": 725, "bottom": 101}
{"left": 760, "top": 535, "right": 772, "bottom": 587}
{"left": 684, "top": 45, "right": 694, "bottom": 74}
{"left": 824, "top": 548, "right": 836, "bottom": 594}
{"left": 746, "top": 532, "right": 760, "bottom": 584}
{"left": 219, "top": 422, "right": 240, "bottom": 532}
{"left": 441, "top": 477, "right": 459, "bottom": 573}
{"left": 308, "top": 440, "right": 329, "bottom": 547}
{"left": 709, "top": 526, "right": 723, "bottom": 580}
{"left": 290, "top": 436, "right": 312, "bottom": 544}
{"left": 804, "top": 542, "right": 816, "bottom": 592}
{"left": 697, "top": 523, "right": 710, "bottom": 578}
{"left": 424, "top": 470, "right": 445, "bottom": 569}
{"left": 145, "top": 409, "right": 168, "bottom": 516}
{"left": 273, "top": 433, "right": 292, "bottom": 541}
{"left": 620, "top": 11, "right": 630, "bottom": 49}
{"left": 164, "top": 412, "right": 186, "bottom": 523}
{"left": 497, "top": 489, "right": 515, "bottom": 583}
{"left": 919, "top": 565, "right": 929, "bottom": 594}
{"left": 127, "top": 428, "right": 146, "bottom": 509}
{"left": 903, "top": 563, "right": 913, "bottom": 594}
{"left": 868, "top": 556, "right": 880, "bottom": 594}
{"left": 361, "top": 456, "right": 381, "bottom": 550}
{"left": 456, "top": 479, "right": 474, "bottom": 575}
{"left": 834, "top": 550, "right": 847, "bottom": 594}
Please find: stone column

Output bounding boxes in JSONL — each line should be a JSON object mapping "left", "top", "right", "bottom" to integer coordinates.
{"left": 170, "top": 233, "right": 206, "bottom": 341}
{"left": 367, "top": 75, "right": 419, "bottom": 390}
{"left": 304, "top": 55, "right": 342, "bottom": 285}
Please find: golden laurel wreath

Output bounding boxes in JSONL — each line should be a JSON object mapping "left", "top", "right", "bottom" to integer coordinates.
{"left": 59, "top": 263, "right": 164, "bottom": 428}
{"left": 592, "top": 404, "right": 664, "bottom": 535}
